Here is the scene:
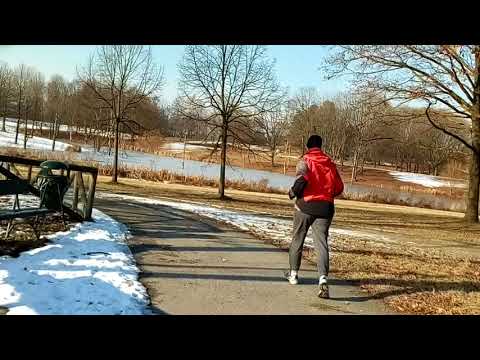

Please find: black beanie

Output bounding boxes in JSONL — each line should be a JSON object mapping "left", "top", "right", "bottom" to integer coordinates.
{"left": 306, "top": 135, "right": 322, "bottom": 149}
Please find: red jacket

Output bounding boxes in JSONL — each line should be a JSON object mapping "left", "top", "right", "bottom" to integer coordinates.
{"left": 300, "top": 148, "right": 344, "bottom": 203}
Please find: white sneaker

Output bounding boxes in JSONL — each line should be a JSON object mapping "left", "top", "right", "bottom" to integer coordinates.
{"left": 284, "top": 270, "right": 298, "bottom": 285}
{"left": 318, "top": 283, "right": 329, "bottom": 298}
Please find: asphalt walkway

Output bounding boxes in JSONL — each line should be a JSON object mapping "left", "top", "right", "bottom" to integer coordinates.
{"left": 96, "top": 197, "right": 388, "bottom": 315}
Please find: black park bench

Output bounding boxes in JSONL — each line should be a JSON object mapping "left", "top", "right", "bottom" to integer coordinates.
{"left": 0, "top": 179, "right": 54, "bottom": 240}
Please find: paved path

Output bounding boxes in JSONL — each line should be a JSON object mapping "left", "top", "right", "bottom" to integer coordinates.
{"left": 96, "top": 197, "right": 388, "bottom": 315}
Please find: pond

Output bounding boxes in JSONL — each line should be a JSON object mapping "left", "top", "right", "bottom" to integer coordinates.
{"left": 79, "top": 147, "right": 295, "bottom": 190}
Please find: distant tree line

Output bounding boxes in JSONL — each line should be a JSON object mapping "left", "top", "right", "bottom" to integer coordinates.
{"left": 0, "top": 51, "right": 168, "bottom": 158}
{"left": 1, "top": 45, "right": 475, "bottom": 220}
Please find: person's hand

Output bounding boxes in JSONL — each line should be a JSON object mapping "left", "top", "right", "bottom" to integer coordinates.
{"left": 288, "top": 188, "right": 295, "bottom": 200}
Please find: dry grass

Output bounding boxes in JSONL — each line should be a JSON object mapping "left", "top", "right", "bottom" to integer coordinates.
{"left": 0, "top": 146, "right": 77, "bottom": 162}
{"left": 123, "top": 133, "right": 166, "bottom": 154}
{"left": 362, "top": 181, "right": 463, "bottom": 198}
{"left": 96, "top": 178, "right": 480, "bottom": 314}
{"left": 0, "top": 147, "right": 95, "bottom": 168}
{"left": 98, "top": 164, "right": 280, "bottom": 194}
{"left": 326, "top": 237, "right": 480, "bottom": 315}
{"left": 340, "top": 185, "right": 465, "bottom": 213}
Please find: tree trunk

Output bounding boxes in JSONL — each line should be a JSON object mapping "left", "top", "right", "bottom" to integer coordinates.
{"left": 23, "top": 115, "right": 28, "bottom": 149}
{"left": 465, "top": 150, "right": 480, "bottom": 223}
{"left": 271, "top": 148, "right": 275, "bottom": 169}
{"left": 359, "top": 156, "right": 365, "bottom": 176}
{"left": 182, "top": 131, "right": 187, "bottom": 171}
{"left": 351, "top": 151, "right": 358, "bottom": 184}
{"left": 52, "top": 115, "right": 58, "bottom": 151}
{"left": 2, "top": 102, "right": 6, "bottom": 132}
{"left": 218, "top": 121, "right": 228, "bottom": 199}
{"left": 287, "top": 143, "right": 291, "bottom": 171}
{"left": 108, "top": 126, "right": 112, "bottom": 156}
{"left": 465, "top": 50, "right": 480, "bottom": 223}
{"left": 31, "top": 119, "right": 36, "bottom": 138}
{"left": 14, "top": 117, "right": 20, "bottom": 144}
{"left": 15, "top": 92, "right": 21, "bottom": 144}
{"left": 84, "top": 122, "right": 88, "bottom": 142}
{"left": 112, "top": 119, "right": 120, "bottom": 183}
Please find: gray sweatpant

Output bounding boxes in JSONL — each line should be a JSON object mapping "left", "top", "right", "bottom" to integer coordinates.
{"left": 289, "top": 209, "right": 332, "bottom": 277}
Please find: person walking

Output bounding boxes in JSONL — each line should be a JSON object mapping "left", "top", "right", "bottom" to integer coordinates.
{"left": 285, "top": 135, "right": 344, "bottom": 298}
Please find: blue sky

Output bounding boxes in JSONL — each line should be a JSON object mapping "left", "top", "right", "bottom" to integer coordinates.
{"left": 0, "top": 45, "right": 349, "bottom": 103}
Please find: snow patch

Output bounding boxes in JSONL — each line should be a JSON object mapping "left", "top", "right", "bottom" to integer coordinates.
{"left": 3, "top": 118, "right": 70, "bottom": 133}
{"left": 389, "top": 171, "right": 466, "bottom": 189}
{"left": 0, "top": 206, "right": 149, "bottom": 315}
{"left": 0, "top": 126, "right": 70, "bottom": 152}
{"left": 96, "top": 192, "right": 396, "bottom": 249}
{"left": 161, "top": 142, "right": 209, "bottom": 151}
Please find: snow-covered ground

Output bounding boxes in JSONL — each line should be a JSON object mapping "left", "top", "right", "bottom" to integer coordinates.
{"left": 0, "top": 124, "right": 70, "bottom": 152}
{"left": 0, "top": 197, "right": 149, "bottom": 315}
{"left": 161, "top": 142, "right": 210, "bottom": 151}
{"left": 3, "top": 118, "right": 70, "bottom": 133}
{"left": 389, "top": 171, "right": 466, "bottom": 189}
{"left": 96, "top": 192, "right": 401, "bottom": 249}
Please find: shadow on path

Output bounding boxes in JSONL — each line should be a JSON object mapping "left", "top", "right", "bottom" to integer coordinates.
{"left": 95, "top": 197, "right": 388, "bottom": 314}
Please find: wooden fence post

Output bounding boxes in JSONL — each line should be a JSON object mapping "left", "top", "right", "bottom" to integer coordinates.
{"left": 78, "top": 173, "right": 88, "bottom": 215}
{"left": 27, "top": 165, "right": 33, "bottom": 183}
{"left": 85, "top": 171, "right": 97, "bottom": 221}
{"left": 72, "top": 172, "right": 79, "bottom": 210}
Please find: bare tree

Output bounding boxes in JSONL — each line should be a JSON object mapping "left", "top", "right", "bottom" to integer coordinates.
{"left": 78, "top": 45, "right": 164, "bottom": 183}
{"left": 21, "top": 70, "right": 45, "bottom": 149}
{"left": 29, "top": 71, "right": 45, "bottom": 138}
{"left": 293, "top": 87, "right": 319, "bottom": 112}
{"left": 257, "top": 104, "right": 289, "bottom": 168}
{"left": 178, "top": 45, "right": 282, "bottom": 198}
{"left": 45, "top": 75, "right": 68, "bottom": 151}
{"left": 421, "top": 128, "right": 462, "bottom": 176}
{"left": 0, "top": 62, "right": 14, "bottom": 132}
{"left": 289, "top": 87, "right": 320, "bottom": 150}
{"left": 64, "top": 81, "right": 79, "bottom": 142}
{"left": 340, "top": 91, "right": 391, "bottom": 182}
{"left": 324, "top": 97, "right": 350, "bottom": 164}
{"left": 326, "top": 45, "right": 480, "bottom": 222}
{"left": 13, "top": 64, "right": 31, "bottom": 144}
